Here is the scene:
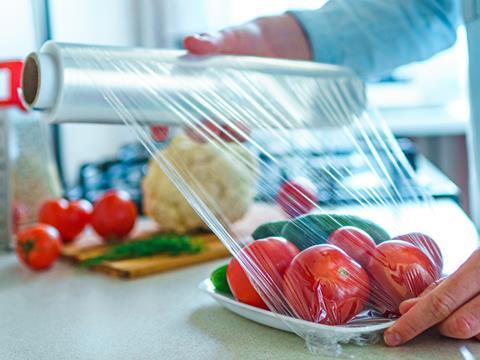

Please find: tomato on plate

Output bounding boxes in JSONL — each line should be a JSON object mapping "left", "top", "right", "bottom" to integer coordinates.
{"left": 277, "top": 178, "right": 317, "bottom": 218}
{"left": 38, "top": 198, "right": 93, "bottom": 243}
{"left": 366, "top": 240, "right": 437, "bottom": 315}
{"left": 227, "top": 237, "right": 299, "bottom": 310}
{"left": 394, "top": 232, "right": 443, "bottom": 277}
{"left": 283, "top": 244, "right": 369, "bottom": 325}
{"left": 327, "top": 226, "right": 376, "bottom": 267}
{"left": 16, "top": 224, "right": 61, "bottom": 271}
{"left": 91, "top": 190, "right": 137, "bottom": 241}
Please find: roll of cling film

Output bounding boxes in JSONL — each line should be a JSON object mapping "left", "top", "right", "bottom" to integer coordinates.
{"left": 22, "top": 41, "right": 462, "bottom": 356}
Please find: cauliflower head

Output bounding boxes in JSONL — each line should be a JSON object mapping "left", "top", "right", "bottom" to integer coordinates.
{"left": 142, "top": 135, "right": 258, "bottom": 233}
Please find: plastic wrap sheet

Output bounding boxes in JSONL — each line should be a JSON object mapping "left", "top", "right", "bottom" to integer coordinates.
{"left": 22, "top": 41, "right": 477, "bottom": 357}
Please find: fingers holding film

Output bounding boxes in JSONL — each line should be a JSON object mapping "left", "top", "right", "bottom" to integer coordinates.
{"left": 385, "top": 250, "right": 480, "bottom": 346}
{"left": 398, "top": 277, "right": 446, "bottom": 314}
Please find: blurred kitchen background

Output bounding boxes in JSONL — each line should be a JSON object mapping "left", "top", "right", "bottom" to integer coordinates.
{"left": 1, "top": 0, "right": 470, "bottom": 211}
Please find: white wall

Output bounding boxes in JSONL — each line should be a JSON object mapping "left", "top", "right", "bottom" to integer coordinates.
{"left": 49, "top": 0, "right": 139, "bottom": 46}
{"left": 0, "top": 0, "right": 36, "bottom": 59}
{"left": 216, "top": 0, "right": 324, "bottom": 25}
{"left": 49, "top": 0, "right": 141, "bottom": 185}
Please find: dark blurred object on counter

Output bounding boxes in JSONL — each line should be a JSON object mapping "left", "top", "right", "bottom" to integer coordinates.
{"left": 73, "top": 143, "right": 150, "bottom": 213}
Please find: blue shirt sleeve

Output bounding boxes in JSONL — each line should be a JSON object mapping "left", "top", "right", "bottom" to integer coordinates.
{"left": 288, "top": 0, "right": 461, "bottom": 78}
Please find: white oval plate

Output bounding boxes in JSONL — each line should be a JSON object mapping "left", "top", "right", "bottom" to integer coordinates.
{"left": 199, "top": 278, "right": 395, "bottom": 339}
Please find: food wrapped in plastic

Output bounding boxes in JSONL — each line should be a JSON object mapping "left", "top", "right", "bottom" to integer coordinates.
{"left": 21, "top": 41, "right": 477, "bottom": 356}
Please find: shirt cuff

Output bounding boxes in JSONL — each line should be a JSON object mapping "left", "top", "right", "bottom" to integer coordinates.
{"left": 287, "top": 9, "right": 343, "bottom": 66}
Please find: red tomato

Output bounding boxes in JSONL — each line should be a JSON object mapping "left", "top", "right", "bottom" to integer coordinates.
{"left": 16, "top": 224, "right": 61, "bottom": 271}
{"left": 38, "top": 198, "right": 93, "bottom": 243}
{"left": 184, "top": 120, "right": 221, "bottom": 143}
{"left": 366, "top": 240, "right": 437, "bottom": 315}
{"left": 277, "top": 178, "right": 317, "bottom": 218}
{"left": 91, "top": 190, "right": 137, "bottom": 240}
{"left": 394, "top": 232, "right": 443, "bottom": 277}
{"left": 327, "top": 226, "right": 376, "bottom": 267}
{"left": 284, "top": 244, "right": 369, "bottom": 325}
{"left": 227, "top": 237, "right": 300, "bottom": 310}
{"left": 219, "top": 122, "right": 251, "bottom": 143}
{"left": 150, "top": 126, "right": 169, "bottom": 142}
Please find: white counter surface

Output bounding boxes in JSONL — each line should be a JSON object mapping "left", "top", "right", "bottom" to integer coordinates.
{"left": 1, "top": 200, "right": 480, "bottom": 360}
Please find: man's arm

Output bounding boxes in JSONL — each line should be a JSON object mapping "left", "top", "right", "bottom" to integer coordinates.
{"left": 185, "top": 0, "right": 461, "bottom": 79}
{"left": 289, "top": 0, "right": 461, "bottom": 77}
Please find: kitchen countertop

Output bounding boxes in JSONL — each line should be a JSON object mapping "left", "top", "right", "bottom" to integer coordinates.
{"left": 1, "top": 200, "right": 480, "bottom": 360}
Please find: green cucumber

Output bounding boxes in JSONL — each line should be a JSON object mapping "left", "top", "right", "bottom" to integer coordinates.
{"left": 251, "top": 220, "right": 289, "bottom": 240}
{"left": 281, "top": 214, "right": 390, "bottom": 250}
{"left": 210, "top": 264, "right": 231, "bottom": 294}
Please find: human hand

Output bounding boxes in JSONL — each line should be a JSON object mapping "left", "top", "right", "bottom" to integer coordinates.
{"left": 183, "top": 14, "right": 311, "bottom": 60}
{"left": 384, "top": 249, "right": 480, "bottom": 346}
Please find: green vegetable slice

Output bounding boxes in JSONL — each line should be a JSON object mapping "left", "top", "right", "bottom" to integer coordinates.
{"left": 210, "top": 264, "right": 231, "bottom": 294}
{"left": 281, "top": 214, "right": 390, "bottom": 250}
{"left": 251, "top": 220, "right": 289, "bottom": 240}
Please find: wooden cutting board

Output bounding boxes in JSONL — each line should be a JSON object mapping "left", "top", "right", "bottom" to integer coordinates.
{"left": 61, "top": 218, "right": 231, "bottom": 279}
{"left": 61, "top": 204, "right": 285, "bottom": 279}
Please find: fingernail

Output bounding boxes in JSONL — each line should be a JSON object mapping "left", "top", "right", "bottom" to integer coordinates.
{"left": 384, "top": 331, "right": 401, "bottom": 346}
{"left": 194, "top": 33, "right": 213, "bottom": 41}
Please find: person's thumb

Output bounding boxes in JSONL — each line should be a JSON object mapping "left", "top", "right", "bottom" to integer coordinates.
{"left": 184, "top": 33, "right": 225, "bottom": 55}
{"left": 184, "top": 23, "right": 265, "bottom": 56}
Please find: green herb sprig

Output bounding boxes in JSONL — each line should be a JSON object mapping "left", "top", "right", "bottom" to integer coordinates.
{"left": 82, "top": 234, "right": 202, "bottom": 268}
